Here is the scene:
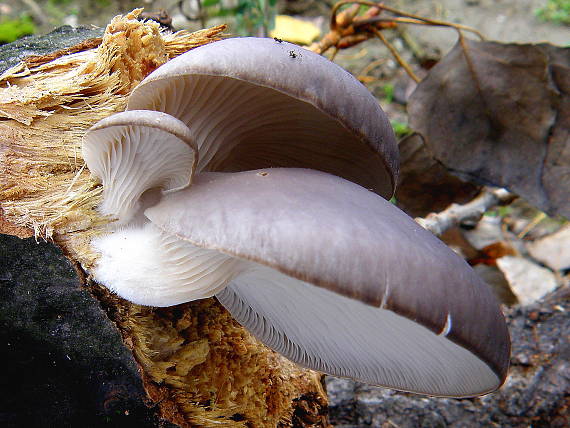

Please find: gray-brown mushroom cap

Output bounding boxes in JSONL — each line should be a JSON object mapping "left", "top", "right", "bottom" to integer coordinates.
{"left": 145, "top": 168, "right": 510, "bottom": 397}
{"left": 127, "top": 37, "right": 398, "bottom": 199}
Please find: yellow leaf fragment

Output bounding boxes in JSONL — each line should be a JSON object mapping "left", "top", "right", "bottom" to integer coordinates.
{"left": 270, "top": 15, "right": 321, "bottom": 45}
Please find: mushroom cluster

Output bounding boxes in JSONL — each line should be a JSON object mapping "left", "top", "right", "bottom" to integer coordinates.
{"left": 83, "top": 37, "right": 510, "bottom": 398}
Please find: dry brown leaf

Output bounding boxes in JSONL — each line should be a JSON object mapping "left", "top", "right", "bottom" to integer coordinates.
{"left": 408, "top": 39, "right": 570, "bottom": 218}
{"left": 440, "top": 228, "right": 518, "bottom": 305}
{"left": 396, "top": 133, "right": 479, "bottom": 217}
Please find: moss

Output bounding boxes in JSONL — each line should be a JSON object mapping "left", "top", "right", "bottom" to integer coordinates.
{"left": 390, "top": 119, "right": 412, "bottom": 138}
{"left": 0, "top": 15, "right": 36, "bottom": 44}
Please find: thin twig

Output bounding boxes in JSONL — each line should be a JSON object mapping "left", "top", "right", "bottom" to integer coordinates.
{"left": 329, "top": 47, "right": 339, "bottom": 61}
{"left": 416, "top": 188, "right": 517, "bottom": 236}
{"left": 322, "top": 0, "right": 485, "bottom": 82}
{"left": 371, "top": 27, "right": 420, "bottom": 82}
{"left": 372, "top": 2, "right": 485, "bottom": 40}
{"left": 330, "top": 1, "right": 364, "bottom": 30}
{"left": 358, "top": 57, "right": 387, "bottom": 81}
{"left": 331, "top": 0, "right": 485, "bottom": 40}
{"left": 518, "top": 212, "right": 547, "bottom": 239}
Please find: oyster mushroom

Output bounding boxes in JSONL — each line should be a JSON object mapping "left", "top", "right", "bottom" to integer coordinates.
{"left": 83, "top": 110, "right": 197, "bottom": 223}
{"left": 82, "top": 37, "right": 510, "bottom": 398}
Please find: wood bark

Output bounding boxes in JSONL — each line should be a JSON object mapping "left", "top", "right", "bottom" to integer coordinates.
{"left": 0, "top": 10, "right": 328, "bottom": 427}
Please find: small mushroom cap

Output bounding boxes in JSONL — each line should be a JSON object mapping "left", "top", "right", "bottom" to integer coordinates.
{"left": 145, "top": 168, "right": 510, "bottom": 397}
{"left": 83, "top": 110, "right": 198, "bottom": 222}
{"left": 127, "top": 37, "right": 398, "bottom": 199}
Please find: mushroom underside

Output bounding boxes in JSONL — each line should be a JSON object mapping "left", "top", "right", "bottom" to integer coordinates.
{"left": 217, "top": 267, "right": 500, "bottom": 397}
{"left": 128, "top": 74, "right": 395, "bottom": 198}
{"left": 82, "top": 110, "right": 197, "bottom": 223}
{"left": 92, "top": 222, "right": 247, "bottom": 304}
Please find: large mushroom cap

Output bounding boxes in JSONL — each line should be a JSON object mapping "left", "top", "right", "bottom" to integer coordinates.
{"left": 144, "top": 168, "right": 510, "bottom": 397}
{"left": 127, "top": 37, "right": 398, "bottom": 199}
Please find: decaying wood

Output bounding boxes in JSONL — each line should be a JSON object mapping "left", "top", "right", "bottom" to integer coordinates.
{"left": 0, "top": 10, "right": 328, "bottom": 427}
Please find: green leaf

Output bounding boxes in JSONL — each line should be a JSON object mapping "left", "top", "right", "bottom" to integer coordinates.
{"left": 535, "top": 0, "right": 570, "bottom": 25}
{"left": 382, "top": 83, "right": 395, "bottom": 103}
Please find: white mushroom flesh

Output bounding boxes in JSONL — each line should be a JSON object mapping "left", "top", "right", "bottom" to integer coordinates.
{"left": 92, "top": 222, "right": 248, "bottom": 305}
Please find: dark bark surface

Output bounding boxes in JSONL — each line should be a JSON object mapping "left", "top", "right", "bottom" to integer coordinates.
{"left": 327, "top": 287, "right": 570, "bottom": 427}
{"left": 0, "top": 234, "right": 170, "bottom": 427}
{"left": 0, "top": 26, "right": 103, "bottom": 74}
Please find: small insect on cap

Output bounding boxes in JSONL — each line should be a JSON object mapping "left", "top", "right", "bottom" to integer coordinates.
{"left": 126, "top": 37, "right": 399, "bottom": 199}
